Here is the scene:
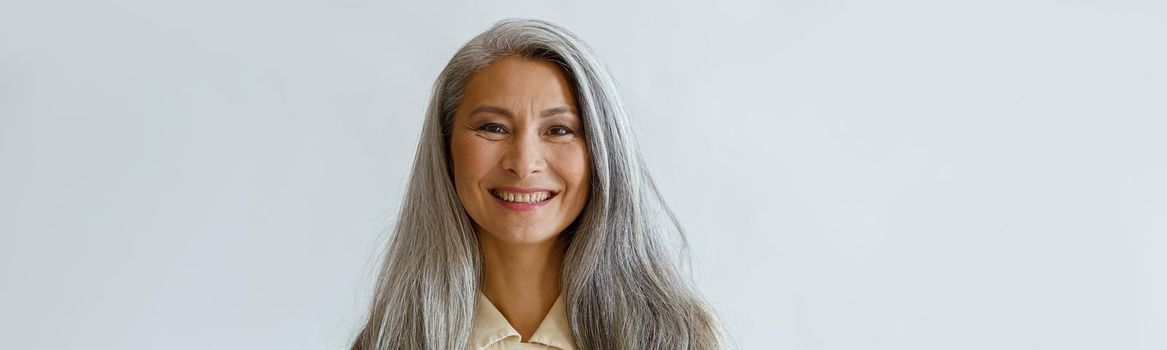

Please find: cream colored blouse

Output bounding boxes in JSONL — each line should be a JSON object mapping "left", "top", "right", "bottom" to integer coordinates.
{"left": 469, "top": 292, "right": 577, "bottom": 350}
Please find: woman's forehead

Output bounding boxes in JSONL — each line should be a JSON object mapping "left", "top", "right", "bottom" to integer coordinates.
{"left": 460, "top": 56, "right": 578, "bottom": 113}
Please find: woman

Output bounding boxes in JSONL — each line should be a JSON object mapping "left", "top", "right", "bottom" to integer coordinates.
{"left": 351, "top": 18, "right": 725, "bottom": 350}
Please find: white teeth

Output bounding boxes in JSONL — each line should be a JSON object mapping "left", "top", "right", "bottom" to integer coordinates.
{"left": 494, "top": 190, "right": 552, "bottom": 203}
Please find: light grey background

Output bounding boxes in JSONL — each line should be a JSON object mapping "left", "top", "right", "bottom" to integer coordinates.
{"left": 1, "top": 0, "right": 1164, "bottom": 349}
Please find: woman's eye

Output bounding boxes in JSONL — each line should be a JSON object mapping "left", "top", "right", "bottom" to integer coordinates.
{"left": 548, "top": 126, "right": 574, "bottom": 136}
{"left": 478, "top": 123, "right": 507, "bottom": 134}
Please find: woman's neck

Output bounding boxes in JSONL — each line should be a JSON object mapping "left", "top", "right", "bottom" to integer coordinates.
{"left": 478, "top": 233, "right": 564, "bottom": 342}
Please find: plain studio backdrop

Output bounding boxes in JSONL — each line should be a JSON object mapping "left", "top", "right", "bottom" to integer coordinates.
{"left": 1, "top": 0, "right": 1164, "bottom": 349}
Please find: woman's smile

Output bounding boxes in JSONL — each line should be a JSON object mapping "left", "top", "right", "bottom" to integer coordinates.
{"left": 490, "top": 187, "right": 560, "bottom": 211}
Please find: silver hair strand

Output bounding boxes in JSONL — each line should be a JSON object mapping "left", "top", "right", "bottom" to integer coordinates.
{"left": 351, "top": 18, "right": 726, "bottom": 350}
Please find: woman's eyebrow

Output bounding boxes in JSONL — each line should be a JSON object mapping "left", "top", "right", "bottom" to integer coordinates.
{"left": 468, "top": 105, "right": 513, "bottom": 118}
{"left": 539, "top": 106, "right": 578, "bottom": 118}
{"left": 467, "top": 105, "right": 577, "bottom": 118}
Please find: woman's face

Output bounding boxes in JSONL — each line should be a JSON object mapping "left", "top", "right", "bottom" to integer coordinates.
{"left": 450, "top": 56, "right": 590, "bottom": 245}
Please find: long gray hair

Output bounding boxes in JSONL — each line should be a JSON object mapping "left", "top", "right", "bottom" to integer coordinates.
{"left": 351, "top": 18, "right": 725, "bottom": 349}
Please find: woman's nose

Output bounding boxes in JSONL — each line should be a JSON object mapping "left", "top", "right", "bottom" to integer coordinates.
{"left": 501, "top": 130, "right": 546, "bottom": 179}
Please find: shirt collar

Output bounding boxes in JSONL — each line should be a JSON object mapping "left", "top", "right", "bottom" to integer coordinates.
{"left": 469, "top": 292, "right": 576, "bottom": 350}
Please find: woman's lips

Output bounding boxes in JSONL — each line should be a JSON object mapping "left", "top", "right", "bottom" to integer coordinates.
{"left": 490, "top": 188, "right": 557, "bottom": 212}
{"left": 492, "top": 186, "right": 556, "bottom": 193}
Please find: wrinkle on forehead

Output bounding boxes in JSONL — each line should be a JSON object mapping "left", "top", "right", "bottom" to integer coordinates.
{"left": 458, "top": 56, "right": 579, "bottom": 120}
